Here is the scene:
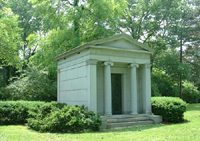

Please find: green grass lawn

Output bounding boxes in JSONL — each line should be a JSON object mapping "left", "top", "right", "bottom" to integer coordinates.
{"left": 0, "top": 104, "right": 200, "bottom": 141}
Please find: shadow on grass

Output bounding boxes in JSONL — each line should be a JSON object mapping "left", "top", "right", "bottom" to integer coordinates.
{"left": 101, "top": 119, "right": 191, "bottom": 133}
{"left": 24, "top": 124, "right": 165, "bottom": 135}
{"left": 0, "top": 117, "right": 192, "bottom": 135}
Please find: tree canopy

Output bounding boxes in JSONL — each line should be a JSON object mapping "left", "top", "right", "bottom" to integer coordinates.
{"left": 0, "top": 0, "right": 200, "bottom": 100}
{"left": 0, "top": 6, "right": 22, "bottom": 67}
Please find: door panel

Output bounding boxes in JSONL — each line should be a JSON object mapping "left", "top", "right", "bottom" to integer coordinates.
{"left": 111, "top": 74, "right": 122, "bottom": 115}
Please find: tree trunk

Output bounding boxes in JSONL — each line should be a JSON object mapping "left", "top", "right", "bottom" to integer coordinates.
{"left": 179, "top": 39, "right": 183, "bottom": 98}
{"left": 73, "top": 0, "right": 80, "bottom": 46}
{"left": 2, "top": 67, "right": 6, "bottom": 87}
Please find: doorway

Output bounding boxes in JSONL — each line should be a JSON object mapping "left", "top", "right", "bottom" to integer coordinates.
{"left": 111, "top": 74, "right": 122, "bottom": 115}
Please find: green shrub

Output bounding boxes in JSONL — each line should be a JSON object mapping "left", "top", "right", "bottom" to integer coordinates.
{"left": 27, "top": 104, "right": 102, "bottom": 133}
{"left": 152, "top": 69, "right": 178, "bottom": 97}
{"left": 3, "top": 65, "right": 57, "bottom": 101}
{"left": 0, "top": 101, "right": 45, "bottom": 125}
{"left": 182, "top": 80, "right": 200, "bottom": 103}
{"left": 152, "top": 97, "right": 187, "bottom": 123}
{"left": 0, "top": 87, "right": 10, "bottom": 101}
{"left": 0, "top": 101, "right": 102, "bottom": 132}
{"left": 151, "top": 81, "right": 161, "bottom": 97}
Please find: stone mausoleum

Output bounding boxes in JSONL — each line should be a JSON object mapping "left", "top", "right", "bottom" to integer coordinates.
{"left": 55, "top": 34, "right": 162, "bottom": 128}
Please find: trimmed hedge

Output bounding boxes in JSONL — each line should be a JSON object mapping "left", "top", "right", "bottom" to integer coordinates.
{"left": 0, "top": 101, "right": 102, "bottom": 132}
{"left": 152, "top": 97, "right": 187, "bottom": 123}
{"left": 0, "top": 101, "right": 45, "bottom": 125}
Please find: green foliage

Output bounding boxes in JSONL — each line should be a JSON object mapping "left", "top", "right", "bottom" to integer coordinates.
{"left": 6, "top": 0, "right": 42, "bottom": 64}
{"left": 0, "top": 101, "right": 45, "bottom": 125}
{"left": 120, "top": 0, "right": 188, "bottom": 42}
{"left": 182, "top": 80, "right": 200, "bottom": 103}
{"left": 3, "top": 65, "right": 56, "bottom": 101}
{"left": 153, "top": 50, "right": 190, "bottom": 83}
{"left": 0, "top": 87, "right": 10, "bottom": 100}
{"left": 0, "top": 101, "right": 101, "bottom": 132}
{"left": 27, "top": 0, "right": 127, "bottom": 78}
{"left": 0, "top": 7, "right": 22, "bottom": 67}
{"left": 27, "top": 104, "right": 102, "bottom": 132}
{"left": 28, "top": 27, "right": 73, "bottom": 78}
{"left": 1, "top": 104, "right": 200, "bottom": 141}
{"left": 151, "top": 82, "right": 161, "bottom": 97}
{"left": 1, "top": 0, "right": 199, "bottom": 111}
{"left": 152, "top": 97, "right": 187, "bottom": 123}
{"left": 7, "top": 0, "right": 41, "bottom": 41}
{"left": 184, "top": 45, "right": 200, "bottom": 91}
{"left": 152, "top": 68, "right": 178, "bottom": 97}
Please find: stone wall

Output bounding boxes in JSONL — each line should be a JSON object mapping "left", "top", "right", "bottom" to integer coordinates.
{"left": 57, "top": 50, "right": 90, "bottom": 107}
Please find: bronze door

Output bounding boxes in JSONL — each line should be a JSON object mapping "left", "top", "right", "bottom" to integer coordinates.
{"left": 111, "top": 74, "right": 122, "bottom": 115}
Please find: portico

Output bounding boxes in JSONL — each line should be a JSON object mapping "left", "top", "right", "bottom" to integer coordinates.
{"left": 55, "top": 34, "right": 154, "bottom": 116}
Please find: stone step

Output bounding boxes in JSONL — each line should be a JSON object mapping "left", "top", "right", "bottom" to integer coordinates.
{"left": 107, "top": 117, "right": 150, "bottom": 123}
{"left": 100, "top": 115, "right": 162, "bottom": 129}
{"left": 102, "top": 114, "right": 147, "bottom": 119}
{"left": 107, "top": 120, "right": 154, "bottom": 128}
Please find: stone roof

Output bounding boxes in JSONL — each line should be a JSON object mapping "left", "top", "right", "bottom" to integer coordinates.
{"left": 55, "top": 33, "right": 154, "bottom": 61}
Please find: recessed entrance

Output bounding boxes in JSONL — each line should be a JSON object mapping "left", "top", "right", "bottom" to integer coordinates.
{"left": 111, "top": 74, "right": 122, "bottom": 115}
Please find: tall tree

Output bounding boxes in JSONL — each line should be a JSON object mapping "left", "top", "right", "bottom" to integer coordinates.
{"left": 0, "top": 1, "right": 22, "bottom": 86}
{"left": 166, "top": 1, "right": 194, "bottom": 97}
{"left": 7, "top": 0, "right": 41, "bottom": 64}
{"left": 119, "top": 0, "right": 198, "bottom": 97}
{"left": 0, "top": 6, "right": 22, "bottom": 66}
{"left": 183, "top": 0, "right": 200, "bottom": 90}
{"left": 119, "top": 0, "right": 185, "bottom": 42}
{"left": 28, "top": 0, "right": 127, "bottom": 78}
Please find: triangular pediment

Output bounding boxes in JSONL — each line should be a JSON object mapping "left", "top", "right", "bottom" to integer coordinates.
{"left": 55, "top": 34, "right": 154, "bottom": 61}
{"left": 97, "top": 38, "right": 145, "bottom": 51}
{"left": 87, "top": 34, "right": 154, "bottom": 52}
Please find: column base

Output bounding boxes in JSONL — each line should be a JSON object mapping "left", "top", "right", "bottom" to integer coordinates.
{"left": 130, "top": 112, "right": 138, "bottom": 115}
{"left": 104, "top": 113, "right": 112, "bottom": 116}
{"left": 145, "top": 111, "right": 152, "bottom": 115}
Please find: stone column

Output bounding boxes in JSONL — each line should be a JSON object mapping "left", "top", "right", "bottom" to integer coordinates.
{"left": 129, "top": 63, "right": 139, "bottom": 115}
{"left": 143, "top": 64, "right": 152, "bottom": 114}
{"left": 57, "top": 68, "right": 60, "bottom": 102}
{"left": 103, "top": 61, "right": 114, "bottom": 116}
{"left": 87, "top": 59, "right": 98, "bottom": 114}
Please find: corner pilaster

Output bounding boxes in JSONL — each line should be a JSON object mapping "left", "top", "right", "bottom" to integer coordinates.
{"left": 87, "top": 59, "right": 98, "bottom": 114}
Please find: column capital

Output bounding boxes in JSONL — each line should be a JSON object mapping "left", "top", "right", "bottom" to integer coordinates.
{"left": 144, "top": 64, "right": 151, "bottom": 68}
{"left": 103, "top": 61, "right": 114, "bottom": 66}
{"left": 129, "top": 63, "right": 139, "bottom": 68}
{"left": 86, "top": 59, "right": 98, "bottom": 65}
